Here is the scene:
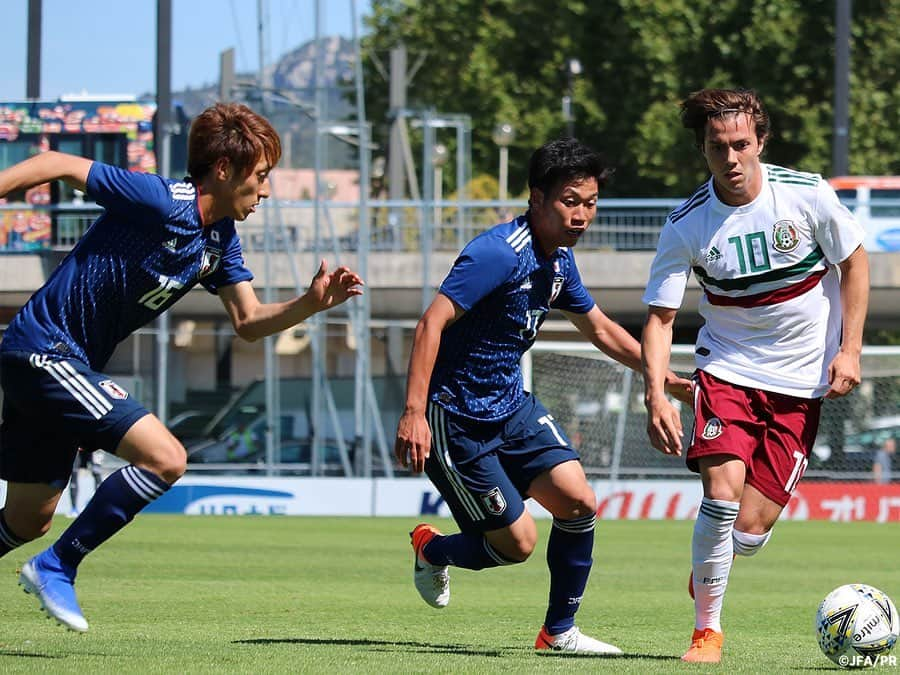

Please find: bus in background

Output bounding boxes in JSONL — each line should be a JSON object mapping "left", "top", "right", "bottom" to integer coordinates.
{"left": 828, "top": 175, "right": 900, "bottom": 252}
{"left": 0, "top": 97, "right": 158, "bottom": 252}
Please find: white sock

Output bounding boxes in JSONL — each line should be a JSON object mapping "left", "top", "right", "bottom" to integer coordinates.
{"left": 692, "top": 497, "right": 739, "bottom": 632}
{"left": 732, "top": 528, "right": 771, "bottom": 556}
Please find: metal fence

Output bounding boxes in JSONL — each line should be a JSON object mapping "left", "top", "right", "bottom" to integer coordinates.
{"left": 2, "top": 199, "right": 681, "bottom": 253}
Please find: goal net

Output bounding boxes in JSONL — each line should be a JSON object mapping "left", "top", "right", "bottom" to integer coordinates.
{"left": 525, "top": 343, "right": 900, "bottom": 480}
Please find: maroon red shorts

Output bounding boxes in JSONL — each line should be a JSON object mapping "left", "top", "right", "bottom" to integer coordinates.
{"left": 687, "top": 370, "right": 823, "bottom": 506}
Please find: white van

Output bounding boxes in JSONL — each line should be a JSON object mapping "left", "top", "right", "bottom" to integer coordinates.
{"left": 829, "top": 176, "right": 900, "bottom": 252}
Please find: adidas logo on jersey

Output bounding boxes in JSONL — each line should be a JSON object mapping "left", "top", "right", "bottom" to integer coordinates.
{"left": 706, "top": 246, "right": 722, "bottom": 263}
{"left": 519, "top": 280, "right": 533, "bottom": 290}
{"left": 163, "top": 238, "right": 178, "bottom": 251}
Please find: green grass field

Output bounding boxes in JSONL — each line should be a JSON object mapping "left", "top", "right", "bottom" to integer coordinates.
{"left": 0, "top": 516, "right": 897, "bottom": 672}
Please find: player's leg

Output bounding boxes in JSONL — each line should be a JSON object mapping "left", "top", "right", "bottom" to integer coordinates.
{"left": 691, "top": 456, "right": 745, "bottom": 635}
{"left": 528, "top": 459, "right": 622, "bottom": 655}
{"left": 682, "top": 371, "right": 763, "bottom": 663}
{"left": 411, "top": 403, "right": 530, "bottom": 607}
{"left": 0, "top": 353, "right": 75, "bottom": 559}
{"left": 1, "top": 482, "right": 65, "bottom": 557}
{"left": 733, "top": 484, "right": 779, "bottom": 552}
{"left": 21, "top": 415, "right": 183, "bottom": 632}
{"left": 50, "top": 414, "right": 184, "bottom": 571}
{"left": 9, "top": 356, "right": 182, "bottom": 631}
{"left": 0, "top": 402, "right": 85, "bottom": 630}
{"left": 733, "top": 392, "right": 820, "bottom": 559}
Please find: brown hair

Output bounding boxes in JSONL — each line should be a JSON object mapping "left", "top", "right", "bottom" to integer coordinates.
{"left": 680, "top": 88, "right": 770, "bottom": 148}
{"left": 187, "top": 103, "right": 282, "bottom": 180}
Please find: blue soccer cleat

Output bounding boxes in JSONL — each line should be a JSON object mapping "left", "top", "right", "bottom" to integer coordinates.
{"left": 19, "top": 548, "right": 89, "bottom": 632}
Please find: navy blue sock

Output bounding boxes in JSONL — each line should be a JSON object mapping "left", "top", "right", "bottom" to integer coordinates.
{"left": 0, "top": 509, "right": 29, "bottom": 558}
{"left": 52, "top": 465, "right": 170, "bottom": 568}
{"left": 424, "top": 532, "right": 516, "bottom": 570}
{"left": 544, "top": 514, "right": 595, "bottom": 634}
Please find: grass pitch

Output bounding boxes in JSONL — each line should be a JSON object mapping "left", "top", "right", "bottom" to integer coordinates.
{"left": 0, "top": 515, "right": 897, "bottom": 672}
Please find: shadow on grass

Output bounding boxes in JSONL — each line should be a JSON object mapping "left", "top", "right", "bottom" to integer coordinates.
{"left": 236, "top": 637, "right": 685, "bottom": 660}
{"left": 234, "top": 636, "right": 504, "bottom": 657}
{"left": 0, "top": 649, "right": 62, "bottom": 659}
{"left": 537, "top": 652, "right": 682, "bottom": 661}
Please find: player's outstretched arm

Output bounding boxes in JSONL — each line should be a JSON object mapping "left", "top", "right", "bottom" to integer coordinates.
{"left": 641, "top": 307, "right": 684, "bottom": 456}
{"left": 395, "top": 294, "right": 460, "bottom": 474}
{"left": 564, "top": 305, "right": 693, "bottom": 403}
{"left": 217, "top": 260, "right": 363, "bottom": 341}
{"left": 0, "top": 151, "right": 92, "bottom": 198}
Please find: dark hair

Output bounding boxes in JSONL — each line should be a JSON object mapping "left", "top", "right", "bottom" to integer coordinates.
{"left": 187, "top": 103, "right": 282, "bottom": 180}
{"left": 527, "top": 137, "right": 613, "bottom": 197}
{"left": 680, "top": 88, "right": 771, "bottom": 148}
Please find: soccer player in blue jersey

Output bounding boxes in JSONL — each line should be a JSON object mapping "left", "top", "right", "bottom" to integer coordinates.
{"left": 395, "top": 138, "right": 693, "bottom": 655}
{"left": 0, "top": 102, "right": 363, "bottom": 632}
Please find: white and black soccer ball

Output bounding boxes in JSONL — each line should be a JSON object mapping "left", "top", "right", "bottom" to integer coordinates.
{"left": 815, "top": 583, "right": 899, "bottom": 668}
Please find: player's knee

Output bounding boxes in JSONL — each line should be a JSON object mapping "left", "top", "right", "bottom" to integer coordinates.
{"left": 732, "top": 528, "right": 772, "bottom": 556}
{"left": 501, "top": 534, "right": 536, "bottom": 562}
{"left": 487, "top": 521, "right": 538, "bottom": 562}
{"left": 557, "top": 493, "right": 597, "bottom": 520}
{"left": 141, "top": 440, "right": 187, "bottom": 484}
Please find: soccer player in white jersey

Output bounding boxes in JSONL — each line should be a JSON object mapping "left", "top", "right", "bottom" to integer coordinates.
{"left": 0, "top": 103, "right": 363, "bottom": 632}
{"left": 641, "top": 88, "right": 869, "bottom": 663}
{"left": 396, "top": 138, "right": 693, "bottom": 655}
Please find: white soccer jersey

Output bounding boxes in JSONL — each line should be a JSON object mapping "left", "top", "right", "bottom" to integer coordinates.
{"left": 643, "top": 164, "right": 865, "bottom": 398}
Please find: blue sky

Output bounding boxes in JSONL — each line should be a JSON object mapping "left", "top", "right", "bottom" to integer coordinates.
{"left": 0, "top": 0, "right": 371, "bottom": 100}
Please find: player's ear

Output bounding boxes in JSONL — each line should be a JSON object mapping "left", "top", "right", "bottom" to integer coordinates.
{"left": 530, "top": 187, "right": 544, "bottom": 210}
{"left": 214, "top": 156, "right": 233, "bottom": 182}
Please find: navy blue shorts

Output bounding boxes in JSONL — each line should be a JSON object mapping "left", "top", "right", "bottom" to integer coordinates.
{"left": 424, "top": 393, "right": 580, "bottom": 534}
{"left": 0, "top": 352, "right": 148, "bottom": 485}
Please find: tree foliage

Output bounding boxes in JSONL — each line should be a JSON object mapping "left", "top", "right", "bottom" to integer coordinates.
{"left": 361, "top": 0, "right": 900, "bottom": 197}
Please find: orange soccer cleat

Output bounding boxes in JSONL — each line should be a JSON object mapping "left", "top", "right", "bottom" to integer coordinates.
{"left": 681, "top": 628, "right": 724, "bottom": 663}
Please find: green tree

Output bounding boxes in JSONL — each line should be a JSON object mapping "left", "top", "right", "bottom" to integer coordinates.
{"left": 362, "top": 0, "right": 900, "bottom": 197}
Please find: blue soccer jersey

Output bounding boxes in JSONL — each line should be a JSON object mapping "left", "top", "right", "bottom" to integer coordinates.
{"left": 1, "top": 162, "right": 253, "bottom": 370}
{"left": 432, "top": 215, "right": 595, "bottom": 421}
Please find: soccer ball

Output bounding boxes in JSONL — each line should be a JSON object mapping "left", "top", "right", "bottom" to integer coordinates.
{"left": 815, "top": 584, "right": 899, "bottom": 668}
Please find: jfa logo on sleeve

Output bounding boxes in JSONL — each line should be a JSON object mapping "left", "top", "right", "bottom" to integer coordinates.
{"left": 99, "top": 380, "right": 129, "bottom": 400}
{"left": 199, "top": 247, "right": 222, "bottom": 278}
{"left": 550, "top": 261, "right": 564, "bottom": 303}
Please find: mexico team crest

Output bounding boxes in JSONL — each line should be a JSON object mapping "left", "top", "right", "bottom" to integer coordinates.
{"left": 772, "top": 220, "right": 800, "bottom": 252}
{"left": 701, "top": 417, "right": 723, "bottom": 440}
{"left": 199, "top": 247, "right": 222, "bottom": 278}
{"left": 99, "top": 380, "right": 129, "bottom": 400}
{"left": 481, "top": 487, "right": 507, "bottom": 515}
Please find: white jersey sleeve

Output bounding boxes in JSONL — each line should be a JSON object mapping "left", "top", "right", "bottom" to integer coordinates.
{"left": 814, "top": 180, "right": 866, "bottom": 263}
{"left": 642, "top": 220, "right": 693, "bottom": 309}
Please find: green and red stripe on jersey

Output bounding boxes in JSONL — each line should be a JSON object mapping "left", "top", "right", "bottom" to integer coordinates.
{"left": 692, "top": 245, "right": 828, "bottom": 308}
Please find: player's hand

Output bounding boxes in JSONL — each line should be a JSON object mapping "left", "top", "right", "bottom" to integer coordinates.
{"left": 645, "top": 395, "right": 684, "bottom": 457}
{"left": 394, "top": 411, "right": 431, "bottom": 474}
{"left": 307, "top": 260, "right": 364, "bottom": 311}
{"left": 825, "top": 349, "right": 861, "bottom": 399}
{"left": 664, "top": 374, "right": 694, "bottom": 405}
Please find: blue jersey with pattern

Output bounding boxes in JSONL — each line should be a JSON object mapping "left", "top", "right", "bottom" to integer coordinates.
{"left": 432, "top": 215, "right": 595, "bottom": 421}
{"left": 1, "top": 162, "right": 253, "bottom": 369}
